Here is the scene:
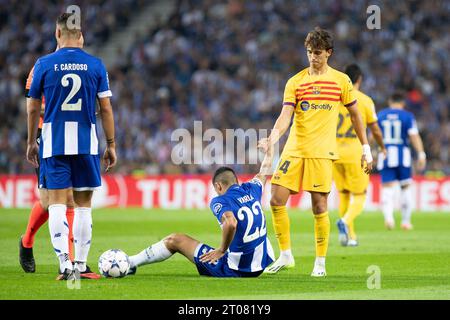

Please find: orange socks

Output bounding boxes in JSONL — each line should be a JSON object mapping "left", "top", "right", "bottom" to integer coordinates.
{"left": 66, "top": 207, "right": 75, "bottom": 261}
{"left": 22, "top": 201, "right": 49, "bottom": 248}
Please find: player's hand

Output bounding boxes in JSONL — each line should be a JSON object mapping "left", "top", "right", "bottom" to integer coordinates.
{"left": 361, "top": 144, "right": 373, "bottom": 174}
{"left": 103, "top": 145, "right": 117, "bottom": 172}
{"left": 417, "top": 152, "right": 426, "bottom": 171}
{"left": 380, "top": 147, "right": 387, "bottom": 159}
{"left": 26, "top": 143, "right": 39, "bottom": 168}
{"left": 361, "top": 156, "right": 373, "bottom": 174}
{"left": 257, "top": 138, "right": 270, "bottom": 153}
{"left": 199, "top": 248, "right": 225, "bottom": 264}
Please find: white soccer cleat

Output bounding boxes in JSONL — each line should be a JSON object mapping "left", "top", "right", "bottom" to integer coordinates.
{"left": 311, "top": 263, "right": 326, "bottom": 277}
{"left": 385, "top": 220, "right": 395, "bottom": 230}
{"left": 347, "top": 239, "right": 358, "bottom": 247}
{"left": 401, "top": 223, "right": 413, "bottom": 230}
{"left": 264, "top": 255, "right": 295, "bottom": 274}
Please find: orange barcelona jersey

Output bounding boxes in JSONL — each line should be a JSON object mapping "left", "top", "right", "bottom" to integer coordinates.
{"left": 25, "top": 66, "right": 45, "bottom": 129}
{"left": 281, "top": 66, "right": 356, "bottom": 159}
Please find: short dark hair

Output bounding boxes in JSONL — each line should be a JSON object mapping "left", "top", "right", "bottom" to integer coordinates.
{"left": 344, "top": 64, "right": 362, "bottom": 84}
{"left": 212, "top": 167, "right": 238, "bottom": 186}
{"left": 389, "top": 91, "right": 406, "bottom": 103}
{"left": 304, "top": 27, "right": 334, "bottom": 51}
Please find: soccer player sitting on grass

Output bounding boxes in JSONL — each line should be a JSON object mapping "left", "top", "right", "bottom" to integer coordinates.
{"left": 127, "top": 152, "right": 275, "bottom": 278}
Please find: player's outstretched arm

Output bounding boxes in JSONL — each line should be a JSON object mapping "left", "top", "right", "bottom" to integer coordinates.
{"left": 258, "top": 105, "right": 294, "bottom": 153}
{"left": 26, "top": 97, "right": 42, "bottom": 168}
{"left": 368, "top": 122, "right": 387, "bottom": 157}
{"left": 98, "top": 97, "right": 117, "bottom": 172}
{"left": 254, "top": 141, "right": 274, "bottom": 185}
{"left": 410, "top": 133, "right": 426, "bottom": 171}
{"left": 200, "top": 211, "right": 237, "bottom": 264}
{"left": 347, "top": 104, "right": 373, "bottom": 173}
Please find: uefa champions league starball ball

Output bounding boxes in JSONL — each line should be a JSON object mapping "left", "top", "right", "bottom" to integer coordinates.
{"left": 98, "top": 249, "right": 130, "bottom": 278}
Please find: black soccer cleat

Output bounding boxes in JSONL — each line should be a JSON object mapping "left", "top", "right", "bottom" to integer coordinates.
{"left": 56, "top": 268, "right": 78, "bottom": 281}
{"left": 127, "top": 266, "right": 137, "bottom": 276}
{"left": 19, "top": 236, "right": 35, "bottom": 273}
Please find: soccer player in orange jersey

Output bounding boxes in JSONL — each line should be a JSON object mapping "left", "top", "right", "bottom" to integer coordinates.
{"left": 258, "top": 28, "right": 373, "bottom": 276}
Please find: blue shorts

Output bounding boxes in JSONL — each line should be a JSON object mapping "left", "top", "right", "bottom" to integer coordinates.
{"left": 380, "top": 166, "right": 412, "bottom": 185}
{"left": 39, "top": 155, "right": 101, "bottom": 190}
{"left": 194, "top": 244, "right": 263, "bottom": 278}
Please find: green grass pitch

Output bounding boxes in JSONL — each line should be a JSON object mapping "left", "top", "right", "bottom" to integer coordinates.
{"left": 1, "top": 208, "right": 449, "bottom": 300}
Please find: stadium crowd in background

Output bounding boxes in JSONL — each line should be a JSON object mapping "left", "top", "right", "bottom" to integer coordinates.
{"left": 1, "top": 0, "right": 449, "bottom": 176}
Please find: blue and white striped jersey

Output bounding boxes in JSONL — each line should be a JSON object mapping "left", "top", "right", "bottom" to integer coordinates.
{"left": 29, "top": 47, "right": 112, "bottom": 158}
{"left": 210, "top": 178, "right": 275, "bottom": 273}
{"left": 377, "top": 108, "right": 418, "bottom": 169}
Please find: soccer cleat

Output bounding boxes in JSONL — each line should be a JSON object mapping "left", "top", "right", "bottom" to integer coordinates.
{"left": 347, "top": 239, "right": 358, "bottom": 247}
{"left": 56, "top": 268, "right": 77, "bottom": 281}
{"left": 127, "top": 266, "right": 137, "bottom": 276}
{"left": 336, "top": 219, "right": 349, "bottom": 246}
{"left": 385, "top": 220, "right": 395, "bottom": 230}
{"left": 19, "top": 236, "right": 35, "bottom": 273}
{"left": 264, "top": 255, "right": 295, "bottom": 274}
{"left": 311, "top": 264, "right": 327, "bottom": 277}
{"left": 79, "top": 265, "right": 101, "bottom": 279}
{"left": 401, "top": 223, "right": 413, "bottom": 231}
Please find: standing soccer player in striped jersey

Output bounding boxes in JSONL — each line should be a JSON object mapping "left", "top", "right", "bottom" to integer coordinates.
{"left": 27, "top": 13, "right": 116, "bottom": 280}
{"left": 377, "top": 92, "right": 426, "bottom": 230}
{"left": 127, "top": 150, "right": 275, "bottom": 278}
{"left": 20, "top": 44, "right": 76, "bottom": 275}
{"left": 258, "top": 27, "right": 373, "bottom": 276}
{"left": 333, "top": 64, "right": 386, "bottom": 247}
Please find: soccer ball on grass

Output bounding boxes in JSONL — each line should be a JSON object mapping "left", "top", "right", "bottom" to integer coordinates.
{"left": 98, "top": 249, "right": 130, "bottom": 278}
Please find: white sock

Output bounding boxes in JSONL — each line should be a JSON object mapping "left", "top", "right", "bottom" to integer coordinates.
{"left": 400, "top": 187, "right": 413, "bottom": 225}
{"left": 381, "top": 186, "right": 395, "bottom": 224}
{"left": 48, "top": 204, "right": 71, "bottom": 272}
{"left": 129, "top": 240, "right": 173, "bottom": 268}
{"left": 315, "top": 257, "right": 326, "bottom": 266}
{"left": 280, "top": 249, "right": 293, "bottom": 259}
{"left": 73, "top": 207, "right": 92, "bottom": 272}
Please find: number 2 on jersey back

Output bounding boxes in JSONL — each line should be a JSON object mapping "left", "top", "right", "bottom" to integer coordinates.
{"left": 61, "top": 73, "right": 82, "bottom": 111}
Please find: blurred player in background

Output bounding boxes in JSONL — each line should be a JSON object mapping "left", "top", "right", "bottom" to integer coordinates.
{"left": 127, "top": 149, "right": 275, "bottom": 278}
{"left": 258, "top": 27, "right": 373, "bottom": 276}
{"left": 377, "top": 92, "right": 426, "bottom": 230}
{"left": 26, "top": 13, "right": 116, "bottom": 280}
{"left": 19, "top": 43, "right": 80, "bottom": 274}
{"left": 333, "top": 64, "right": 386, "bottom": 247}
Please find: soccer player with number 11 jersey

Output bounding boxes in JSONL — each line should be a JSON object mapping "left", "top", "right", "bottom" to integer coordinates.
{"left": 377, "top": 92, "right": 426, "bottom": 230}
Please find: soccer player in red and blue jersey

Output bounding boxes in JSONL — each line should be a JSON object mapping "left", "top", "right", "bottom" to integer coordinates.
{"left": 27, "top": 13, "right": 116, "bottom": 280}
